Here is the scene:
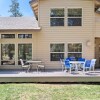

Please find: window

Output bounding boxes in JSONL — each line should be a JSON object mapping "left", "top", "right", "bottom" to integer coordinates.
{"left": 67, "top": 43, "right": 82, "bottom": 60}
{"left": 67, "top": 8, "right": 82, "bottom": 26}
{"left": 50, "top": 43, "right": 65, "bottom": 61}
{"left": 18, "top": 34, "right": 32, "bottom": 38}
{"left": 1, "top": 44, "right": 15, "bottom": 65}
{"left": 18, "top": 44, "right": 32, "bottom": 64}
{"left": 1, "top": 34, "right": 15, "bottom": 38}
{"left": 50, "top": 8, "right": 64, "bottom": 26}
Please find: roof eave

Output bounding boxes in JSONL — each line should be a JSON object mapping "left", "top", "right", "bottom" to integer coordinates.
{"left": 30, "top": 0, "right": 38, "bottom": 19}
{"left": 0, "top": 27, "right": 41, "bottom": 31}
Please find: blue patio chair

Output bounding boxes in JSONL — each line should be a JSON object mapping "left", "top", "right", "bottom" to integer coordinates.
{"left": 91, "top": 59, "right": 96, "bottom": 71}
{"left": 70, "top": 57, "right": 76, "bottom": 61}
{"left": 65, "top": 57, "right": 76, "bottom": 68}
{"left": 83, "top": 60, "right": 91, "bottom": 72}
{"left": 78, "top": 58, "right": 85, "bottom": 61}
{"left": 64, "top": 60, "right": 72, "bottom": 73}
{"left": 65, "top": 57, "right": 71, "bottom": 61}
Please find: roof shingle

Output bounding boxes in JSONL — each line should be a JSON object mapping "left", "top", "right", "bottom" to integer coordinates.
{"left": 0, "top": 17, "right": 40, "bottom": 30}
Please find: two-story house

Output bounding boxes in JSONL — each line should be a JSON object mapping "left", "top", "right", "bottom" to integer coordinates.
{"left": 0, "top": 0, "right": 100, "bottom": 70}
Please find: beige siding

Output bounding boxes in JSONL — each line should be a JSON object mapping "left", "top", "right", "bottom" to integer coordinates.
{"left": 37, "top": 0, "right": 95, "bottom": 69}
{"left": 0, "top": 30, "right": 38, "bottom": 69}
{"left": 95, "top": 14, "right": 100, "bottom": 37}
{"left": 0, "top": 0, "right": 97, "bottom": 70}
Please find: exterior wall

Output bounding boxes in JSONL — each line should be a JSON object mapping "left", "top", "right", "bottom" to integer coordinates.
{"left": 0, "top": 30, "right": 38, "bottom": 69}
{"left": 0, "top": 0, "right": 97, "bottom": 70}
{"left": 36, "top": 0, "right": 95, "bottom": 69}
{"left": 95, "top": 13, "right": 100, "bottom": 37}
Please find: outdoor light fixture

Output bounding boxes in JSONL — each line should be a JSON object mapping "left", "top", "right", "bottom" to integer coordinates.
{"left": 86, "top": 40, "right": 91, "bottom": 46}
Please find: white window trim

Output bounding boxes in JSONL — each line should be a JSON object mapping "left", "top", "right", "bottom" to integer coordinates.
{"left": 18, "top": 43, "right": 33, "bottom": 59}
{"left": 1, "top": 34, "right": 15, "bottom": 39}
{"left": 50, "top": 8, "right": 65, "bottom": 26}
{"left": 1, "top": 43, "right": 15, "bottom": 66}
{"left": 50, "top": 43, "right": 65, "bottom": 61}
{"left": 67, "top": 8, "right": 83, "bottom": 26}
{"left": 18, "top": 34, "right": 32, "bottom": 39}
{"left": 67, "top": 42, "right": 83, "bottom": 57}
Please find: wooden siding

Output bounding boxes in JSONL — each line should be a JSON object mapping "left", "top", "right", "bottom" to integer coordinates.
{"left": 36, "top": 0, "right": 95, "bottom": 69}
{"left": 0, "top": 30, "right": 38, "bottom": 69}
{"left": 95, "top": 14, "right": 100, "bottom": 37}
{"left": 0, "top": 0, "right": 98, "bottom": 70}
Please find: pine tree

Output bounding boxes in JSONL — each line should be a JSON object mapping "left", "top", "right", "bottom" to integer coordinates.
{"left": 8, "top": 0, "right": 22, "bottom": 17}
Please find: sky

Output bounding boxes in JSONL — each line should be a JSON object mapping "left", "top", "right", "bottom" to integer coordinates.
{"left": 0, "top": 0, "right": 34, "bottom": 17}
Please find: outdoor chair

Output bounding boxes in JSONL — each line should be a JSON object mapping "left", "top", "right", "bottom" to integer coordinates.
{"left": 37, "top": 62, "right": 45, "bottom": 72}
{"left": 78, "top": 58, "right": 85, "bottom": 61}
{"left": 78, "top": 58, "right": 86, "bottom": 70}
{"left": 20, "top": 59, "right": 30, "bottom": 72}
{"left": 64, "top": 60, "right": 72, "bottom": 73}
{"left": 65, "top": 57, "right": 75, "bottom": 61}
{"left": 83, "top": 60, "right": 91, "bottom": 72}
{"left": 83, "top": 59, "right": 96, "bottom": 72}
{"left": 60, "top": 59, "right": 65, "bottom": 71}
{"left": 91, "top": 59, "right": 96, "bottom": 71}
{"left": 70, "top": 57, "right": 76, "bottom": 61}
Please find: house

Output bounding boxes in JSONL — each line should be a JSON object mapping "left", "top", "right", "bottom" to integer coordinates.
{"left": 0, "top": 0, "right": 100, "bottom": 70}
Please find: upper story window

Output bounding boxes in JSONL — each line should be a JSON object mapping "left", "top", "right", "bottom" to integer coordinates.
{"left": 1, "top": 34, "right": 15, "bottom": 38}
{"left": 50, "top": 8, "right": 64, "bottom": 26}
{"left": 67, "top": 8, "right": 82, "bottom": 26}
{"left": 18, "top": 34, "right": 32, "bottom": 38}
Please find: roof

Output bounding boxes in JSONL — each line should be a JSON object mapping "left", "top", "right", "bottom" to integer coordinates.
{"left": 30, "top": 0, "right": 38, "bottom": 19}
{"left": 0, "top": 17, "right": 40, "bottom": 30}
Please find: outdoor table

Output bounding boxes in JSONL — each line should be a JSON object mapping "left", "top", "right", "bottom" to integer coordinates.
{"left": 69, "top": 61, "right": 85, "bottom": 72}
{"left": 26, "top": 60, "right": 42, "bottom": 71}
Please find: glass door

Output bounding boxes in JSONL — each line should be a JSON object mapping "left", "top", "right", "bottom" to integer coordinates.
{"left": 18, "top": 44, "right": 32, "bottom": 64}
{"left": 1, "top": 44, "right": 15, "bottom": 65}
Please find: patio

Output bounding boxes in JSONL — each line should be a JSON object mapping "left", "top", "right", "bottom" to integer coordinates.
{"left": 0, "top": 69, "right": 100, "bottom": 83}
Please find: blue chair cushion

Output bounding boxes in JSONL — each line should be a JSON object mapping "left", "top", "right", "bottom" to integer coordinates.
{"left": 64, "top": 60, "right": 70, "bottom": 68}
{"left": 85, "top": 60, "right": 91, "bottom": 67}
{"left": 78, "top": 58, "right": 85, "bottom": 61}
{"left": 65, "top": 58, "right": 71, "bottom": 61}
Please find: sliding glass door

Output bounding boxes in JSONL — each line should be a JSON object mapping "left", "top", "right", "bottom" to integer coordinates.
{"left": 18, "top": 44, "right": 32, "bottom": 64}
{"left": 1, "top": 44, "right": 15, "bottom": 65}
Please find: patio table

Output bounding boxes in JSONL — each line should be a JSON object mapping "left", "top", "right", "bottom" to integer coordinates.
{"left": 69, "top": 61, "right": 85, "bottom": 72}
{"left": 26, "top": 60, "right": 42, "bottom": 72}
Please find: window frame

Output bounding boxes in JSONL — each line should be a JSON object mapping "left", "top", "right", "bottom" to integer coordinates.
{"left": 1, "top": 34, "right": 15, "bottom": 39}
{"left": 50, "top": 43, "right": 65, "bottom": 61}
{"left": 50, "top": 8, "right": 65, "bottom": 26}
{"left": 1, "top": 43, "right": 15, "bottom": 65}
{"left": 17, "top": 42, "right": 33, "bottom": 61}
{"left": 67, "top": 8, "right": 83, "bottom": 26}
{"left": 67, "top": 42, "right": 83, "bottom": 58}
{"left": 18, "top": 34, "right": 32, "bottom": 39}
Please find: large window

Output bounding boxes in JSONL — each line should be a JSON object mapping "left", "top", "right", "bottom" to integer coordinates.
{"left": 50, "top": 43, "right": 65, "bottom": 61}
{"left": 50, "top": 8, "right": 64, "bottom": 26}
{"left": 67, "top": 8, "right": 82, "bottom": 26}
{"left": 1, "top": 34, "right": 15, "bottom": 38}
{"left": 1, "top": 44, "right": 15, "bottom": 65}
{"left": 18, "top": 44, "right": 32, "bottom": 64}
{"left": 18, "top": 34, "right": 32, "bottom": 38}
{"left": 68, "top": 43, "right": 82, "bottom": 60}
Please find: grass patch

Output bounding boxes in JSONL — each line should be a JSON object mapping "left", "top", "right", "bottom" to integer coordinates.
{"left": 0, "top": 83, "right": 100, "bottom": 100}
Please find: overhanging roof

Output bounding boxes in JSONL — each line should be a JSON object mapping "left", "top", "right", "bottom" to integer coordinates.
{"left": 95, "top": 0, "right": 100, "bottom": 13}
{"left": 0, "top": 17, "right": 41, "bottom": 30}
{"left": 30, "top": 0, "right": 100, "bottom": 17}
{"left": 30, "top": 0, "right": 38, "bottom": 19}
